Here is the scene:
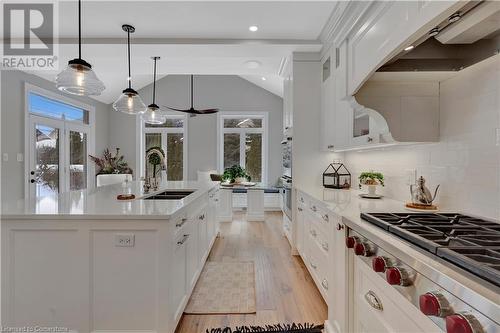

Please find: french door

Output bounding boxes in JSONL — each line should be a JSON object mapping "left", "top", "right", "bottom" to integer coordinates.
{"left": 28, "top": 115, "right": 90, "bottom": 198}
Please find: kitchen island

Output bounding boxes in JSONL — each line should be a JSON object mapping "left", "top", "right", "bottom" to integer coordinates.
{"left": 1, "top": 180, "right": 220, "bottom": 333}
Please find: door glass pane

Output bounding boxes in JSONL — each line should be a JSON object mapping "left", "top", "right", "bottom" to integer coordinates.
{"left": 167, "top": 133, "right": 183, "bottom": 181}
{"left": 29, "top": 93, "right": 89, "bottom": 124}
{"left": 223, "top": 133, "right": 240, "bottom": 170}
{"left": 145, "top": 118, "right": 184, "bottom": 128}
{"left": 69, "top": 131, "right": 87, "bottom": 190}
{"left": 224, "top": 118, "right": 262, "bottom": 128}
{"left": 145, "top": 133, "right": 162, "bottom": 180}
{"left": 245, "top": 133, "right": 262, "bottom": 182}
{"left": 35, "top": 124, "right": 59, "bottom": 196}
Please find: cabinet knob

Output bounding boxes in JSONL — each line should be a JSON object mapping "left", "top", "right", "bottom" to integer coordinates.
{"left": 386, "top": 267, "right": 411, "bottom": 286}
{"left": 446, "top": 313, "right": 481, "bottom": 333}
{"left": 419, "top": 292, "right": 447, "bottom": 317}
{"left": 372, "top": 256, "right": 391, "bottom": 272}
{"left": 345, "top": 236, "right": 357, "bottom": 248}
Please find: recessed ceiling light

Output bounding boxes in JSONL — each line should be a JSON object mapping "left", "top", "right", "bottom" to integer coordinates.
{"left": 261, "top": 77, "right": 266, "bottom": 81}
{"left": 404, "top": 45, "right": 415, "bottom": 51}
{"left": 249, "top": 25, "right": 258, "bottom": 32}
{"left": 244, "top": 60, "right": 261, "bottom": 69}
{"left": 448, "top": 12, "right": 461, "bottom": 23}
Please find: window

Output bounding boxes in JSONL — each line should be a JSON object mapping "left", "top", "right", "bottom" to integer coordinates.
{"left": 25, "top": 84, "right": 95, "bottom": 199}
{"left": 141, "top": 115, "right": 187, "bottom": 181}
{"left": 218, "top": 113, "right": 267, "bottom": 183}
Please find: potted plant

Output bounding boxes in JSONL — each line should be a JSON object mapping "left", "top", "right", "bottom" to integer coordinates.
{"left": 359, "top": 171, "right": 385, "bottom": 196}
{"left": 89, "top": 148, "right": 133, "bottom": 187}
{"left": 222, "top": 165, "right": 251, "bottom": 184}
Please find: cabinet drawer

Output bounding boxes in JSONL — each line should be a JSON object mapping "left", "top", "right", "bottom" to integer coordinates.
{"left": 353, "top": 256, "right": 441, "bottom": 333}
{"left": 307, "top": 232, "right": 329, "bottom": 302}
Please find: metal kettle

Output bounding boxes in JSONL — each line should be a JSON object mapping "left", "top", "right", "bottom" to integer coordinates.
{"left": 410, "top": 176, "right": 440, "bottom": 206}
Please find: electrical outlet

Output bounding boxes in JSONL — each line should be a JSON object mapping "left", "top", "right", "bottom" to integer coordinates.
{"left": 405, "top": 169, "right": 417, "bottom": 185}
{"left": 115, "top": 234, "right": 135, "bottom": 247}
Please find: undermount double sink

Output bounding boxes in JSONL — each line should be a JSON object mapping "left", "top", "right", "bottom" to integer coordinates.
{"left": 142, "top": 190, "right": 195, "bottom": 200}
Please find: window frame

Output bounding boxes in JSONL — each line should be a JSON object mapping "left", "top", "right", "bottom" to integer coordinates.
{"left": 217, "top": 112, "right": 268, "bottom": 184}
{"left": 24, "top": 83, "right": 96, "bottom": 198}
{"left": 138, "top": 114, "right": 188, "bottom": 181}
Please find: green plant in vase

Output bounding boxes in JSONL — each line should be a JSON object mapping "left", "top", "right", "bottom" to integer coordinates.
{"left": 359, "top": 171, "right": 384, "bottom": 196}
{"left": 222, "top": 165, "right": 251, "bottom": 184}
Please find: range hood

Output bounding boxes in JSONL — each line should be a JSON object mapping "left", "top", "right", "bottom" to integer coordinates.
{"left": 378, "top": 1, "right": 500, "bottom": 72}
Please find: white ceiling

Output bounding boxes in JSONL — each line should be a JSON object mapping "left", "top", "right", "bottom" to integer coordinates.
{"left": 19, "top": 1, "right": 336, "bottom": 103}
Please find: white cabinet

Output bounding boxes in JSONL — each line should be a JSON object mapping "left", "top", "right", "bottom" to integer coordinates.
{"left": 296, "top": 202, "right": 305, "bottom": 256}
{"left": 352, "top": 256, "right": 441, "bottom": 333}
{"left": 320, "top": 47, "right": 336, "bottom": 151}
{"left": 197, "top": 209, "right": 208, "bottom": 265}
{"left": 185, "top": 221, "right": 199, "bottom": 292}
{"left": 207, "top": 189, "right": 219, "bottom": 244}
{"left": 171, "top": 231, "right": 188, "bottom": 324}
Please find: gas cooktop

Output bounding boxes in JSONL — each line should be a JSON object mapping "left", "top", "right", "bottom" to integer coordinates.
{"left": 360, "top": 213, "right": 500, "bottom": 287}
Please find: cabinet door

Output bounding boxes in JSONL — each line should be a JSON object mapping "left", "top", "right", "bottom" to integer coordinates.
{"left": 171, "top": 233, "right": 187, "bottom": 323}
{"left": 198, "top": 210, "right": 208, "bottom": 265}
{"left": 320, "top": 51, "right": 336, "bottom": 151}
{"left": 329, "top": 220, "right": 348, "bottom": 333}
{"left": 333, "top": 41, "right": 352, "bottom": 151}
{"left": 296, "top": 205, "right": 305, "bottom": 255}
{"left": 185, "top": 223, "right": 198, "bottom": 292}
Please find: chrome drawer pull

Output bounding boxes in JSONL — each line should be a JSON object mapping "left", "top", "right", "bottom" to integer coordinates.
{"left": 199, "top": 214, "right": 205, "bottom": 220}
{"left": 364, "top": 290, "right": 383, "bottom": 311}
{"left": 300, "top": 197, "right": 304, "bottom": 203}
{"left": 310, "top": 261, "right": 317, "bottom": 269}
{"left": 310, "top": 230, "right": 317, "bottom": 237}
{"left": 311, "top": 205, "right": 317, "bottom": 212}
{"left": 322, "top": 242, "right": 329, "bottom": 251}
{"left": 321, "top": 279, "right": 329, "bottom": 290}
{"left": 298, "top": 207, "right": 303, "bottom": 212}
{"left": 177, "top": 234, "right": 189, "bottom": 245}
{"left": 322, "top": 214, "right": 329, "bottom": 222}
{"left": 176, "top": 218, "right": 187, "bottom": 228}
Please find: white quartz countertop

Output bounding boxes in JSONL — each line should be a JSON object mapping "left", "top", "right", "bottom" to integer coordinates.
{"left": 1, "top": 180, "right": 219, "bottom": 220}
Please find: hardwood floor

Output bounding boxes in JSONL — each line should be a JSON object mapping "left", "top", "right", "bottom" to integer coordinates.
{"left": 175, "top": 211, "right": 327, "bottom": 333}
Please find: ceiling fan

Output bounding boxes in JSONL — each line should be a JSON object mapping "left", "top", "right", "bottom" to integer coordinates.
{"left": 165, "top": 75, "right": 219, "bottom": 116}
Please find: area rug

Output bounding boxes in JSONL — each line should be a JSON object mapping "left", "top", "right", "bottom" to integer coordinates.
{"left": 206, "top": 323, "right": 324, "bottom": 333}
{"left": 184, "top": 261, "right": 256, "bottom": 314}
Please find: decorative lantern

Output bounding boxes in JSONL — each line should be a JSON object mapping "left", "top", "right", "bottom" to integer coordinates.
{"left": 323, "top": 162, "right": 351, "bottom": 189}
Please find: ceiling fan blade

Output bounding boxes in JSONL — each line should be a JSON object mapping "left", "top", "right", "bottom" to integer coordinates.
{"left": 196, "top": 108, "right": 219, "bottom": 114}
{"left": 165, "top": 106, "right": 191, "bottom": 112}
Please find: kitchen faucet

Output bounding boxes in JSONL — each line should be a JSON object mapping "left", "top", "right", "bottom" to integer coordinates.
{"left": 144, "top": 148, "right": 166, "bottom": 193}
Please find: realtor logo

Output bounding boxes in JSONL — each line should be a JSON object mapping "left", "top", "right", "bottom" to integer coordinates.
{"left": 2, "top": 2, "right": 58, "bottom": 70}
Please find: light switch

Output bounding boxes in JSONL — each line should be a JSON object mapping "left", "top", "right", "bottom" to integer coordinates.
{"left": 115, "top": 234, "right": 135, "bottom": 247}
{"left": 2, "top": 153, "right": 8, "bottom": 162}
{"left": 17, "top": 153, "right": 23, "bottom": 162}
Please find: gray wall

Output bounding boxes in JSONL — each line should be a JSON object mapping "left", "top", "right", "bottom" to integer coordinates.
{"left": 1, "top": 70, "right": 109, "bottom": 200}
{"left": 110, "top": 75, "right": 283, "bottom": 184}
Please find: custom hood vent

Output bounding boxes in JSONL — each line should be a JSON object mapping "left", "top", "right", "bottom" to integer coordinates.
{"left": 378, "top": 1, "right": 500, "bottom": 72}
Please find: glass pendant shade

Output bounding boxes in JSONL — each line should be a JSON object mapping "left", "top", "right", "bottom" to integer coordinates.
{"left": 142, "top": 104, "right": 166, "bottom": 124}
{"left": 112, "top": 88, "right": 147, "bottom": 115}
{"left": 56, "top": 59, "right": 105, "bottom": 96}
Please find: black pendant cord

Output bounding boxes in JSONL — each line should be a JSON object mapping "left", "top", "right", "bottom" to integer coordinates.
{"left": 78, "top": 0, "right": 82, "bottom": 59}
{"left": 152, "top": 58, "right": 157, "bottom": 104}
{"left": 127, "top": 29, "right": 132, "bottom": 89}
{"left": 190, "top": 75, "right": 194, "bottom": 108}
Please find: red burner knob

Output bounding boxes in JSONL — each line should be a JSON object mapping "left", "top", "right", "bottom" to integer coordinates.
{"left": 372, "top": 256, "right": 387, "bottom": 272}
{"left": 446, "top": 314, "right": 474, "bottom": 333}
{"left": 345, "top": 236, "right": 356, "bottom": 248}
{"left": 354, "top": 242, "right": 366, "bottom": 256}
{"left": 386, "top": 267, "right": 402, "bottom": 285}
{"left": 419, "top": 293, "right": 441, "bottom": 316}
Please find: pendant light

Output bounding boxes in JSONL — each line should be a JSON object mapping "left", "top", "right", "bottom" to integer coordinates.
{"left": 55, "top": 0, "right": 105, "bottom": 96}
{"left": 112, "top": 24, "right": 147, "bottom": 115}
{"left": 142, "top": 57, "right": 166, "bottom": 124}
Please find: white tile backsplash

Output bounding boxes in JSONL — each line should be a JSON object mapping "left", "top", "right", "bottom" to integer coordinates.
{"left": 345, "top": 56, "right": 500, "bottom": 220}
